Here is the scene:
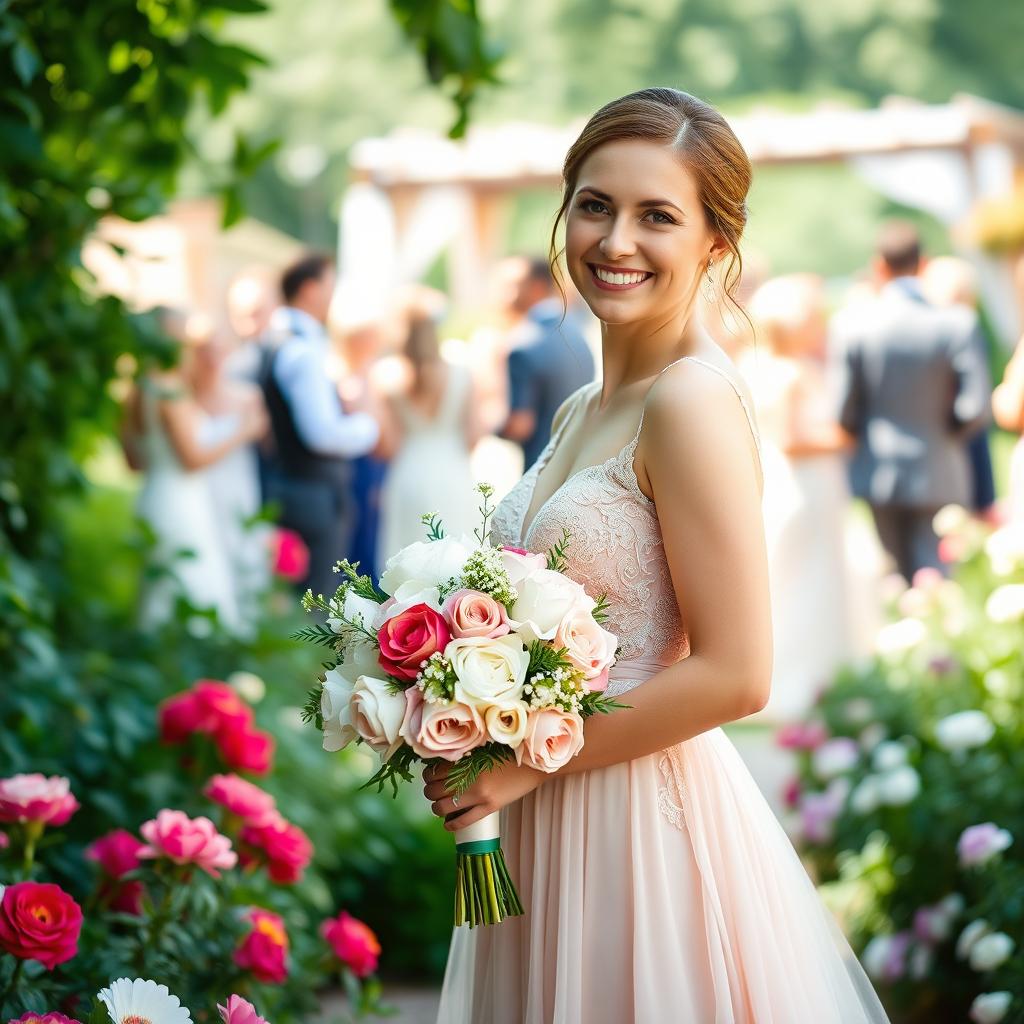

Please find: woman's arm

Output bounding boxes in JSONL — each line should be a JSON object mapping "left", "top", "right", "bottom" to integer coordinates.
{"left": 158, "top": 391, "right": 262, "bottom": 471}
{"left": 425, "top": 362, "right": 772, "bottom": 828}
{"left": 781, "top": 370, "right": 854, "bottom": 458}
{"left": 993, "top": 336, "right": 1024, "bottom": 434}
{"left": 462, "top": 372, "right": 488, "bottom": 451}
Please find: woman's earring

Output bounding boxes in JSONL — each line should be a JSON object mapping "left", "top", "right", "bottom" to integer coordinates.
{"left": 702, "top": 258, "right": 716, "bottom": 303}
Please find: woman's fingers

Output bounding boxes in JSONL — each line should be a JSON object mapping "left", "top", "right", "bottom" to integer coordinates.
{"left": 443, "top": 801, "right": 491, "bottom": 832}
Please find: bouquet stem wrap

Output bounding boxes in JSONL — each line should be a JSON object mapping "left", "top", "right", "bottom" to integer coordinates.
{"left": 453, "top": 811, "right": 523, "bottom": 928}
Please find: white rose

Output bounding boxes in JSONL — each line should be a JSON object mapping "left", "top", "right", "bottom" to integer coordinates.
{"left": 872, "top": 740, "right": 908, "bottom": 772}
{"left": 499, "top": 547, "right": 546, "bottom": 586}
{"left": 875, "top": 618, "right": 927, "bottom": 656}
{"left": 877, "top": 766, "right": 920, "bottom": 806}
{"left": 379, "top": 535, "right": 475, "bottom": 595}
{"left": 329, "top": 590, "right": 382, "bottom": 634}
{"left": 986, "top": 584, "right": 1024, "bottom": 624}
{"left": 936, "top": 710, "right": 995, "bottom": 752}
{"left": 350, "top": 675, "right": 407, "bottom": 759}
{"left": 484, "top": 701, "right": 530, "bottom": 746}
{"left": 970, "top": 933, "right": 1015, "bottom": 973}
{"left": 970, "top": 992, "right": 1013, "bottom": 1024}
{"left": 957, "top": 920, "right": 992, "bottom": 960}
{"left": 510, "top": 569, "right": 594, "bottom": 644}
{"left": 321, "top": 668, "right": 358, "bottom": 752}
{"left": 933, "top": 504, "right": 969, "bottom": 537}
{"left": 375, "top": 580, "right": 443, "bottom": 627}
{"left": 850, "top": 776, "right": 882, "bottom": 815}
{"left": 448, "top": 634, "right": 529, "bottom": 708}
{"left": 553, "top": 606, "right": 617, "bottom": 679}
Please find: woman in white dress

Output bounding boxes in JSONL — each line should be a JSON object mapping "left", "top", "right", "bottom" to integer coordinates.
{"left": 424, "top": 89, "right": 889, "bottom": 1024}
{"left": 741, "top": 274, "right": 855, "bottom": 719}
{"left": 125, "top": 310, "right": 265, "bottom": 633}
{"left": 377, "top": 311, "right": 483, "bottom": 563}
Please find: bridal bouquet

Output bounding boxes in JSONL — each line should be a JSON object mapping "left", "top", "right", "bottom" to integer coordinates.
{"left": 299, "top": 484, "right": 623, "bottom": 927}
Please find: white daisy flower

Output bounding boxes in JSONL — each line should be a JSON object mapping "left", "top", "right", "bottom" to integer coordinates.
{"left": 98, "top": 978, "right": 193, "bottom": 1024}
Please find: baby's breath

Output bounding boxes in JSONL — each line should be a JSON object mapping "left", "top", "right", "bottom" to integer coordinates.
{"left": 523, "top": 665, "right": 587, "bottom": 714}
{"left": 417, "top": 652, "right": 457, "bottom": 704}
{"left": 460, "top": 546, "right": 517, "bottom": 608}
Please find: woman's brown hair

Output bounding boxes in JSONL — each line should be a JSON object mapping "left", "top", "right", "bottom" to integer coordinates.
{"left": 550, "top": 87, "right": 752, "bottom": 318}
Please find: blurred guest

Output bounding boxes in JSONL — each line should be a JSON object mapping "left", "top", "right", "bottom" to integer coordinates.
{"left": 834, "top": 222, "right": 991, "bottom": 581}
{"left": 258, "top": 253, "right": 380, "bottom": 598}
{"left": 190, "top": 317, "right": 271, "bottom": 624}
{"left": 224, "top": 266, "right": 276, "bottom": 383}
{"left": 993, "top": 333, "right": 1024, "bottom": 521}
{"left": 921, "top": 256, "right": 998, "bottom": 518}
{"left": 696, "top": 250, "right": 767, "bottom": 359}
{"left": 125, "top": 309, "right": 265, "bottom": 632}
{"left": 500, "top": 257, "right": 594, "bottom": 469}
{"left": 742, "top": 275, "right": 854, "bottom": 719}
{"left": 377, "top": 307, "right": 483, "bottom": 564}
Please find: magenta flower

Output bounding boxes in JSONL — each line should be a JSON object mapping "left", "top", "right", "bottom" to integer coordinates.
{"left": 8, "top": 1013, "right": 83, "bottom": 1024}
{"left": 775, "top": 721, "right": 828, "bottom": 751}
{"left": 0, "top": 774, "right": 79, "bottom": 827}
{"left": 139, "top": 809, "right": 237, "bottom": 877}
{"left": 218, "top": 995, "right": 269, "bottom": 1024}
{"left": 204, "top": 774, "right": 277, "bottom": 827}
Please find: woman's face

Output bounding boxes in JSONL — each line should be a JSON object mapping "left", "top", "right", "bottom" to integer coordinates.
{"left": 564, "top": 139, "right": 722, "bottom": 327}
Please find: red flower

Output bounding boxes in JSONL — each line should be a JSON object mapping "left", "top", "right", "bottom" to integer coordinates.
{"left": 377, "top": 603, "right": 451, "bottom": 681}
{"left": 0, "top": 774, "right": 79, "bottom": 827}
{"left": 159, "top": 680, "right": 254, "bottom": 744}
{"left": 233, "top": 908, "right": 289, "bottom": 984}
{"left": 216, "top": 726, "right": 275, "bottom": 776}
{"left": 0, "top": 882, "right": 82, "bottom": 970}
{"left": 321, "top": 910, "right": 381, "bottom": 978}
{"left": 9, "top": 1014, "right": 83, "bottom": 1024}
{"left": 204, "top": 774, "right": 277, "bottom": 826}
{"left": 240, "top": 812, "right": 313, "bottom": 885}
{"left": 272, "top": 528, "right": 309, "bottom": 582}
{"left": 85, "top": 828, "right": 147, "bottom": 915}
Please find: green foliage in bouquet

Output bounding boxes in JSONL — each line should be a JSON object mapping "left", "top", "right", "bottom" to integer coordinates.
{"left": 784, "top": 508, "right": 1024, "bottom": 1024}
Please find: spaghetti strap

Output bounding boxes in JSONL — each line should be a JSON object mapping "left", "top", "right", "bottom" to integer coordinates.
{"left": 680, "top": 355, "right": 763, "bottom": 460}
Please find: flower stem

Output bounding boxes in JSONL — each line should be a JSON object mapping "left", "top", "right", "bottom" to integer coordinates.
{"left": 0, "top": 958, "right": 25, "bottom": 1014}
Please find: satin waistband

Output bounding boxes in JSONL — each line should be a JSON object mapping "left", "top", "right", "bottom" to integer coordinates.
{"left": 607, "top": 654, "right": 674, "bottom": 686}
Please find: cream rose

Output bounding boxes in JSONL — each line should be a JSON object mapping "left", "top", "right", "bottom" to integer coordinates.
{"left": 443, "top": 589, "right": 510, "bottom": 639}
{"left": 510, "top": 569, "right": 594, "bottom": 644}
{"left": 499, "top": 547, "right": 546, "bottom": 586}
{"left": 379, "top": 535, "right": 474, "bottom": 596}
{"left": 447, "top": 634, "right": 529, "bottom": 708}
{"left": 484, "top": 701, "right": 530, "bottom": 747}
{"left": 321, "top": 668, "right": 358, "bottom": 752}
{"left": 399, "top": 687, "right": 486, "bottom": 762}
{"left": 350, "top": 675, "right": 407, "bottom": 760}
{"left": 516, "top": 708, "right": 584, "bottom": 772}
{"left": 553, "top": 606, "right": 617, "bottom": 679}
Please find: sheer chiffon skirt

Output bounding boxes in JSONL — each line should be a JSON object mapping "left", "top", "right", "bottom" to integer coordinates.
{"left": 437, "top": 663, "right": 889, "bottom": 1024}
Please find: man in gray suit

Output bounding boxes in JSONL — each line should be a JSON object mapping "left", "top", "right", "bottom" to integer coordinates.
{"left": 835, "top": 222, "right": 991, "bottom": 581}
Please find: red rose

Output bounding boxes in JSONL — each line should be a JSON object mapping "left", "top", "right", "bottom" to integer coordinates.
{"left": 240, "top": 812, "right": 313, "bottom": 885}
{"left": 321, "top": 910, "right": 381, "bottom": 978}
{"left": 216, "top": 725, "right": 275, "bottom": 776}
{"left": 234, "top": 907, "right": 289, "bottom": 984}
{"left": 0, "top": 882, "right": 82, "bottom": 970}
{"left": 159, "top": 680, "right": 254, "bottom": 744}
{"left": 377, "top": 603, "right": 451, "bottom": 681}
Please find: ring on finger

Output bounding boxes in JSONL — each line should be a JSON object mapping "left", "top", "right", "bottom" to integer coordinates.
{"left": 452, "top": 793, "right": 460, "bottom": 808}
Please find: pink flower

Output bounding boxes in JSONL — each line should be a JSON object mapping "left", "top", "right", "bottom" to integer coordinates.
{"left": 553, "top": 607, "right": 617, "bottom": 680}
{"left": 139, "top": 809, "right": 237, "bottom": 877}
{"left": 782, "top": 776, "right": 803, "bottom": 809}
{"left": 272, "top": 528, "right": 309, "bottom": 582}
{"left": 516, "top": 708, "right": 585, "bottom": 772}
{"left": 216, "top": 725, "right": 275, "bottom": 776}
{"left": 443, "top": 589, "right": 511, "bottom": 640}
{"left": 0, "top": 882, "right": 82, "bottom": 970}
{"left": 912, "top": 567, "right": 944, "bottom": 592}
{"left": 234, "top": 908, "right": 289, "bottom": 984}
{"left": 159, "top": 679, "right": 254, "bottom": 744}
{"left": 218, "top": 995, "right": 269, "bottom": 1024}
{"left": 399, "top": 686, "right": 486, "bottom": 762}
{"left": 0, "top": 831, "right": 8, "bottom": 849}
{"left": 377, "top": 603, "right": 451, "bottom": 681}
{"left": 0, "top": 774, "right": 79, "bottom": 827}
{"left": 958, "top": 823, "right": 1013, "bottom": 868}
{"left": 204, "top": 774, "right": 277, "bottom": 826}
{"left": 586, "top": 666, "right": 610, "bottom": 693}
{"left": 798, "top": 780, "right": 849, "bottom": 844}
{"left": 239, "top": 812, "right": 313, "bottom": 884}
{"left": 9, "top": 1014, "right": 83, "bottom": 1024}
{"left": 498, "top": 547, "right": 546, "bottom": 585}
{"left": 938, "top": 535, "right": 965, "bottom": 564}
{"left": 321, "top": 910, "right": 381, "bottom": 978}
{"left": 86, "top": 829, "right": 145, "bottom": 878}
{"left": 775, "top": 721, "right": 829, "bottom": 751}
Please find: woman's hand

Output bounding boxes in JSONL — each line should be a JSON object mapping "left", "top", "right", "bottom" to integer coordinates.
{"left": 422, "top": 760, "right": 546, "bottom": 832}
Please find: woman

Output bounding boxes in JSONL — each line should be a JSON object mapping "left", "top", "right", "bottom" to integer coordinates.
{"left": 993, "top": 333, "right": 1024, "bottom": 520}
{"left": 427, "top": 90, "right": 888, "bottom": 1023}
{"left": 742, "top": 274, "right": 855, "bottom": 720}
{"left": 377, "top": 308, "right": 483, "bottom": 564}
{"left": 126, "top": 309, "right": 265, "bottom": 632}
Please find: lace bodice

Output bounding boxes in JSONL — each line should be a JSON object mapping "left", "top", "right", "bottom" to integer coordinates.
{"left": 491, "top": 357, "right": 761, "bottom": 690}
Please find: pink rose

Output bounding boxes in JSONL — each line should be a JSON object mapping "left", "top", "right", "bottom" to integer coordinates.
{"left": 443, "top": 589, "right": 511, "bottom": 640}
{"left": 377, "top": 603, "right": 451, "bottom": 681}
{"left": 216, "top": 725, "right": 275, "bottom": 776}
{"left": 0, "top": 774, "right": 79, "bottom": 827}
{"left": 86, "top": 829, "right": 145, "bottom": 878}
{"left": 234, "top": 908, "right": 289, "bottom": 984}
{"left": 399, "top": 686, "right": 486, "bottom": 762}
{"left": 516, "top": 708, "right": 584, "bottom": 772}
{"left": 218, "top": 995, "right": 268, "bottom": 1024}
{"left": 587, "top": 666, "right": 610, "bottom": 693}
{"left": 159, "top": 680, "right": 254, "bottom": 744}
{"left": 553, "top": 608, "right": 616, "bottom": 680}
{"left": 240, "top": 812, "right": 314, "bottom": 884}
{"left": 272, "top": 527, "right": 309, "bottom": 582}
{"left": 9, "top": 1014, "right": 83, "bottom": 1024}
{"left": 204, "top": 774, "right": 277, "bottom": 826}
{"left": 499, "top": 546, "right": 546, "bottom": 585}
{"left": 775, "top": 721, "right": 829, "bottom": 751}
{"left": 321, "top": 910, "right": 381, "bottom": 978}
{"left": 139, "top": 809, "right": 237, "bottom": 877}
{"left": 0, "top": 881, "right": 82, "bottom": 970}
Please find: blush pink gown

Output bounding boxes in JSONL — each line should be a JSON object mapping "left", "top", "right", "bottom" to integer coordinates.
{"left": 436, "top": 359, "right": 890, "bottom": 1024}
